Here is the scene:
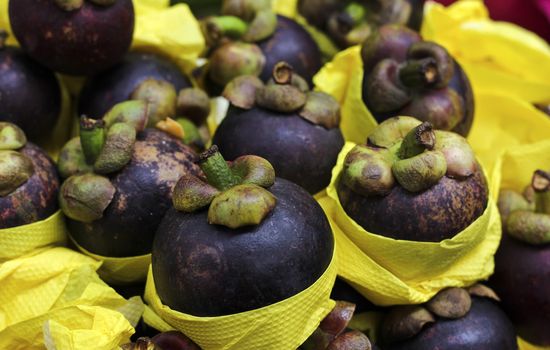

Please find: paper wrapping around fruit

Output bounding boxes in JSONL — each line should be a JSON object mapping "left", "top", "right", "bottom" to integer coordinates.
{"left": 318, "top": 142, "right": 501, "bottom": 306}
{"left": 518, "top": 337, "right": 550, "bottom": 350}
{"left": 142, "top": 254, "right": 337, "bottom": 350}
{"left": 313, "top": 0, "right": 550, "bottom": 175}
{"left": 0, "top": 247, "right": 145, "bottom": 349}
{"left": 70, "top": 235, "right": 152, "bottom": 285}
{"left": 0, "top": 210, "right": 67, "bottom": 263}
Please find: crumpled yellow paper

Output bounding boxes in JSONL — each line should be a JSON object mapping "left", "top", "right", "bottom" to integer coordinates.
{"left": 143, "top": 253, "right": 338, "bottom": 350}
{"left": 70, "top": 235, "right": 151, "bottom": 286}
{"left": 314, "top": 0, "right": 550, "bottom": 175}
{"left": 0, "top": 247, "right": 144, "bottom": 349}
{"left": 318, "top": 142, "right": 501, "bottom": 306}
{"left": 491, "top": 139, "right": 550, "bottom": 350}
{"left": 0, "top": 210, "right": 67, "bottom": 263}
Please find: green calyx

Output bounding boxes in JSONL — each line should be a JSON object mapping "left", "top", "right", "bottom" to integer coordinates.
{"left": 0, "top": 150, "right": 34, "bottom": 196}
{"left": 344, "top": 117, "right": 477, "bottom": 195}
{"left": 0, "top": 122, "right": 27, "bottom": 150}
{"left": 223, "top": 62, "right": 341, "bottom": 129}
{"left": 208, "top": 42, "right": 266, "bottom": 87}
{"left": 176, "top": 88, "right": 211, "bottom": 126}
{"left": 54, "top": 0, "right": 83, "bottom": 11}
{"left": 172, "top": 145, "right": 277, "bottom": 229}
{"left": 203, "top": 0, "right": 276, "bottom": 46}
{"left": 496, "top": 169, "right": 550, "bottom": 245}
{"left": 130, "top": 79, "right": 177, "bottom": 127}
{"left": 57, "top": 101, "right": 149, "bottom": 223}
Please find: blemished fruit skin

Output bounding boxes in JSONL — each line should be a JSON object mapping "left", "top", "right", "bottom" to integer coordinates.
{"left": 9, "top": 0, "right": 135, "bottom": 76}
{"left": 383, "top": 297, "right": 518, "bottom": 350}
{"left": 213, "top": 106, "right": 344, "bottom": 194}
{"left": 152, "top": 178, "right": 334, "bottom": 316}
{"left": 490, "top": 234, "right": 550, "bottom": 346}
{"left": 0, "top": 46, "right": 61, "bottom": 142}
{"left": 78, "top": 52, "right": 192, "bottom": 119}
{"left": 67, "top": 129, "right": 200, "bottom": 257}
{"left": 0, "top": 143, "right": 59, "bottom": 229}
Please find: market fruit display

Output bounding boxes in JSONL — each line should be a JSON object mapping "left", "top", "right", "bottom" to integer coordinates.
{"left": 213, "top": 63, "right": 344, "bottom": 194}
{"left": 201, "top": 0, "right": 321, "bottom": 93}
{"left": 58, "top": 102, "right": 200, "bottom": 257}
{"left": 152, "top": 146, "right": 334, "bottom": 316}
{"left": 0, "top": 123, "right": 59, "bottom": 228}
{"left": 380, "top": 286, "right": 518, "bottom": 349}
{"left": 361, "top": 24, "right": 474, "bottom": 136}
{"left": 78, "top": 52, "right": 192, "bottom": 119}
{"left": 9, "top": 0, "right": 135, "bottom": 76}
{"left": 0, "top": 31, "right": 61, "bottom": 142}
{"left": 337, "top": 116, "right": 487, "bottom": 241}
{"left": 490, "top": 170, "right": 550, "bottom": 347}
{"left": 298, "top": 0, "right": 423, "bottom": 48}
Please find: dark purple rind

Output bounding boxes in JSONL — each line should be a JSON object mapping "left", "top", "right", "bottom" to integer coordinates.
{"left": 0, "top": 143, "right": 59, "bottom": 228}
{"left": 383, "top": 298, "right": 518, "bottom": 350}
{"left": 337, "top": 163, "right": 488, "bottom": 242}
{"left": 78, "top": 52, "right": 191, "bottom": 119}
{"left": 258, "top": 15, "right": 322, "bottom": 84}
{"left": 67, "top": 129, "right": 200, "bottom": 257}
{"left": 0, "top": 46, "right": 61, "bottom": 142}
{"left": 152, "top": 178, "right": 334, "bottom": 316}
{"left": 152, "top": 331, "right": 201, "bottom": 350}
{"left": 9, "top": 0, "right": 134, "bottom": 76}
{"left": 489, "top": 234, "right": 550, "bottom": 346}
{"left": 213, "top": 106, "right": 344, "bottom": 194}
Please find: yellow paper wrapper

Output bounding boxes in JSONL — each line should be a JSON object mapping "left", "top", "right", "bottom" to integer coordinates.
{"left": 143, "top": 253, "right": 338, "bottom": 350}
{"left": 318, "top": 142, "right": 501, "bottom": 306}
{"left": 491, "top": 140, "right": 550, "bottom": 350}
{"left": 0, "top": 210, "right": 67, "bottom": 263}
{"left": 70, "top": 235, "right": 151, "bottom": 286}
{"left": 0, "top": 247, "right": 144, "bottom": 349}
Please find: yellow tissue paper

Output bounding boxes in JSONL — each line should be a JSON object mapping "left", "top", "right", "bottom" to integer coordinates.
{"left": 143, "top": 253, "right": 338, "bottom": 350}
{"left": 318, "top": 142, "right": 501, "bottom": 306}
{"left": 70, "top": 235, "right": 151, "bottom": 286}
{"left": 0, "top": 210, "right": 67, "bottom": 263}
{"left": 491, "top": 140, "right": 550, "bottom": 350}
{"left": 0, "top": 247, "right": 144, "bottom": 349}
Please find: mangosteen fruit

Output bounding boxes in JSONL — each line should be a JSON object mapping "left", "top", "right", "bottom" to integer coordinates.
{"left": 9, "top": 0, "right": 134, "bottom": 76}
{"left": 0, "top": 31, "right": 61, "bottom": 143}
{"left": 79, "top": 52, "right": 192, "bottom": 119}
{"left": 0, "top": 122, "right": 59, "bottom": 228}
{"left": 361, "top": 25, "right": 474, "bottom": 136}
{"left": 200, "top": 0, "right": 321, "bottom": 92}
{"left": 123, "top": 331, "right": 201, "bottom": 350}
{"left": 213, "top": 63, "right": 344, "bottom": 194}
{"left": 331, "top": 278, "right": 380, "bottom": 314}
{"left": 152, "top": 146, "right": 334, "bottom": 316}
{"left": 57, "top": 101, "right": 200, "bottom": 257}
{"left": 301, "top": 300, "right": 374, "bottom": 350}
{"left": 298, "top": 0, "right": 419, "bottom": 49}
{"left": 380, "top": 286, "right": 518, "bottom": 349}
{"left": 489, "top": 170, "right": 550, "bottom": 347}
{"left": 337, "top": 116, "right": 488, "bottom": 242}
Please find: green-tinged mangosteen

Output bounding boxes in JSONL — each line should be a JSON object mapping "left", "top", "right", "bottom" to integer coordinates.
{"left": 380, "top": 286, "right": 518, "bottom": 349}
{"left": 301, "top": 300, "right": 374, "bottom": 350}
{"left": 337, "top": 116, "right": 488, "bottom": 241}
{"left": 298, "top": 0, "right": 423, "bottom": 49}
{"left": 123, "top": 331, "right": 201, "bottom": 350}
{"left": 0, "top": 31, "right": 61, "bottom": 142}
{"left": 201, "top": 1, "right": 321, "bottom": 93}
{"left": 58, "top": 102, "right": 200, "bottom": 257}
{"left": 9, "top": 0, "right": 134, "bottom": 76}
{"left": 152, "top": 146, "right": 334, "bottom": 316}
{"left": 361, "top": 24, "right": 474, "bottom": 136}
{"left": 78, "top": 52, "right": 192, "bottom": 119}
{"left": 213, "top": 63, "right": 344, "bottom": 194}
{"left": 0, "top": 123, "right": 59, "bottom": 228}
{"left": 489, "top": 170, "right": 550, "bottom": 346}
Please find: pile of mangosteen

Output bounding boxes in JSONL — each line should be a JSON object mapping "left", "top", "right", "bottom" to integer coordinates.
{"left": 1, "top": 0, "right": 548, "bottom": 348}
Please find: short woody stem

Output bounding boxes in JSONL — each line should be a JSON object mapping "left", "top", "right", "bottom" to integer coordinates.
{"left": 399, "top": 57, "right": 439, "bottom": 89}
{"left": 397, "top": 122, "right": 435, "bottom": 159}
{"left": 203, "top": 16, "right": 249, "bottom": 44}
{"left": 198, "top": 145, "right": 240, "bottom": 191}
{"left": 80, "top": 116, "right": 105, "bottom": 165}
